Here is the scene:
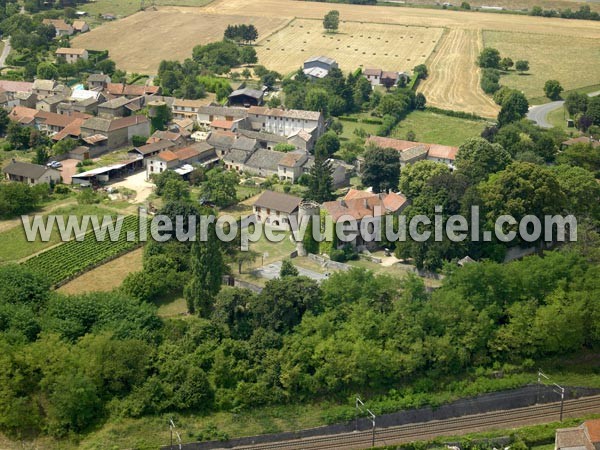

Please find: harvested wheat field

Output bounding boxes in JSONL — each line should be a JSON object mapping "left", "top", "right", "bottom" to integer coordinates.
{"left": 483, "top": 30, "right": 600, "bottom": 99}
{"left": 420, "top": 29, "right": 499, "bottom": 118}
{"left": 73, "top": 10, "right": 287, "bottom": 73}
{"left": 75, "top": 0, "right": 600, "bottom": 112}
{"left": 57, "top": 248, "right": 143, "bottom": 295}
{"left": 255, "top": 18, "right": 444, "bottom": 75}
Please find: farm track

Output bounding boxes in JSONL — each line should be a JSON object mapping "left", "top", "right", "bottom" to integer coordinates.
{"left": 419, "top": 28, "right": 499, "bottom": 118}
{"left": 228, "top": 395, "right": 600, "bottom": 450}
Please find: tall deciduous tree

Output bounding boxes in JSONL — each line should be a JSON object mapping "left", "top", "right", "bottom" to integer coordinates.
{"left": 323, "top": 10, "right": 339, "bottom": 32}
{"left": 361, "top": 145, "right": 401, "bottom": 193}
{"left": 455, "top": 137, "right": 511, "bottom": 184}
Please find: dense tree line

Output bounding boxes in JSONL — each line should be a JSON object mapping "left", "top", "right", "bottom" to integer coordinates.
{"left": 223, "top": 24, "right": 258, "bottom": 43}
{"left": 1, "top": 246, "right": 599, "bottom": 437}
{"left": 530, "top": 4, "right": 599, "bottom": 20}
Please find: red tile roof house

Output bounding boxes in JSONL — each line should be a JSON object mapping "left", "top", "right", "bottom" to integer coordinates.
{"left": 367, "top": 136, "right": 458, "bottom": 169}
{"left": 555, "top": 419, "right": 600, "bottom": 450}
{"left": 321, "top": 188, "right": 409, "bottom": 250}
{"left": 55, "top": 48, "right": 88, "bottom": 64}
{"left": 42, "top": 18, "right": 74, "bottom": 37}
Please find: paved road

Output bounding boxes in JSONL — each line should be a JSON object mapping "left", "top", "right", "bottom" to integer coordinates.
{"left": 528, "top": 90, "right": 600, "bottom": 128}
{"left": 0, "top": 39, "right": 11, "bottom": 69}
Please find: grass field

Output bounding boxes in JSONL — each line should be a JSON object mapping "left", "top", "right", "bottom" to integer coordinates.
{"left": 483, "top": 30, "right": 600, "bottom": 99}
{"left": 256, "top": 18, "right": 444, "bottom": 75}
{"left": 391, "top": 109, "right": 487, "bottom": 146}
{"left": 57, "top": 246, "right": 144, "bottom": 295}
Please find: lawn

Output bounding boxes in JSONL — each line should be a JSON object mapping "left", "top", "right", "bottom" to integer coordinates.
{"left": 483, "top": 31, "right": 600, "bottom": 100}
{"left": 391, "top": 110, "right": 488, "bottom": 146}
{"left": 0, "top": 203, "right": 116, "bottom": 265}
{"left": 339, "top": 117, "right": 381, "bottom": 142}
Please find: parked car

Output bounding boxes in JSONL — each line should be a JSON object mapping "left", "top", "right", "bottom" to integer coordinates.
{"left": 47, "top": 161, "right": 62, "bottom": 169}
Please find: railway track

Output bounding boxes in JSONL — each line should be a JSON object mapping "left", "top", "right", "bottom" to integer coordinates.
{"left": 233, "top": 395, "right": 600, "bottom": 450}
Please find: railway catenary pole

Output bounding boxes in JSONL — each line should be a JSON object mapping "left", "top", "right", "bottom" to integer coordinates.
{"left": 356, "top": 397, "right": 376, "bottom": 447}
{"left": 537, "top": 369, "right": 549, "bottom": 404}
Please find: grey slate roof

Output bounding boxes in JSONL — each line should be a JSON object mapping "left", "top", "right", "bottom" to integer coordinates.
{"left": 87, "top": 74, "right": 111, "bottom": 83}
{"left": 3, "top": 161, "right": 52, "bottom": 179}
{"left": 229, "top": 88, "right": 264, "bottom": 100}
{"left": 304, "top": 55, "right": 337, "bottom": 66}
{"left": 245, "top": 148, "right": 284, "bottom": 171}
{"left": 207, "top": 132, "right": 235, "bottom": 149}
{"left": 82, "top": 117, "right": 112, "bottom": 132}
{"left": 232, "top": 136, "right": 258, "bottom": 152}
{"left": 99, "top": 96, "right": 132, "bottom": 109}
{"left": 224, "top": 149, "right": 251, "bottom": 164}
{"left": 134, "top": 140, "right": 176, "bottom": 155}
{"left": 198, "top": 105, "right": 248, "bottom": 118}
{"left": 238, "top": 129, "right": 287, "bottom": 144}
{"left": 253, "top": 190, "right": 303, "bottom": 214}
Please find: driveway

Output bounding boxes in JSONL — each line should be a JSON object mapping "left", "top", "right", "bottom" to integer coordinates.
{"left": 252, "top": 260, "right": 328, "bottom": 282}
{"left": 528, "top": 90, "right": 600, "bottom": 129}
{"left": 0, "top": 39, "right": 11, "bottom": 69}
{"left": 109, "top": 170, "right": 155, "bottom": 203}
{"left": 59, "top": 159, "right": 80, "bottom": 185}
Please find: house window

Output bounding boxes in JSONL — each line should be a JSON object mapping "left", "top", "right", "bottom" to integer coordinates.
{"left": 267, "top": 208, "right": 271, "bottom": 215}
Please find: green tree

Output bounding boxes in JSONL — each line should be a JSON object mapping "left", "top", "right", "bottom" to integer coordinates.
{"left": 497, "top": 90, "right": 529, "bottom": 126}
{"left": 413, "top": 64, "right": 428, "bottom": 80}
{"left": 314, "top": 131, "right": 340, "bottom": 157}
{"left": 201, "top": 169, "right": 239, "bottom": 207}
{"left": 279, "top": 259, "right": 299, "bottom": 277}
{"left": 184, "top": 223, "right": 224, "bottom": 316}
{"left": 148, "top": 102, "right": 172, "bottom": 132}
{"left": 307, "top": 147, "right": 334, "bottom": 203}
{"left": 323, "top": 10, "right": 340, "bottom": 32}
{"left": 499, "top": 57, "right": 513, "bottom": 71}
{"left": 564, "top": 91, "right": 588, "bottom": 116}
{"left": 36, "top": 62, "right": 59, "bottom": 80}
{"left": 551, "top": 164, "right": 600, "bottom": 221}
{"left": 274, "top": 143, "right": 296, "bottom": 152}
{"left": 161, "top": 179, "right": 191, "bottom": 203}
{"left": 477, "top": 48, "right": 501, "bottom": 69}
{"left": 399, "top": 160, "right": 450, "bottom": 198}
{"left": 455, "top": 137, "right": 511, "bottom": 184}
{"left": 515, "top": 60, "right": 529, "bottom": 74}
{"left": 0, "top": 108, "right": 9, "bottom": 136}
{"left": 543, "top": 79, "right": 563, "bottom": 100}
{"left": 240, "top": 46, "right": 258, "bottom": 65}
{"left": 361, "top": 145, "right": 400, "bottom": 193}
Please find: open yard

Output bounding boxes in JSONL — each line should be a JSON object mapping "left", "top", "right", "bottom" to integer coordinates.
{"left": 256, "top": 18, "right": 444, "bottom": 75}
{"left": 78, "top": 0, "right": 215, "bottom": 19}
{"left": 391, "top": 109, "right": 488, "bottom": 146}
{"left": 482, "top": 30, "right": 600, "bottom": 100}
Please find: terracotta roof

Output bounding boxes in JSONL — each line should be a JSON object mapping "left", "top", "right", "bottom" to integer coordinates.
{"left": 585, "top": 419, "right": 600, "bottom": 443}
{"left": 363, "top": 68, "right": 382, "bottom": 77}
{"left": 42, "top": 18, "right": 72, "bottom": 31}
{"left": 106, "top": 83, "right": 160, "bottom": 97}
{"left": 109, "top": 115, "right": 149, "bottom": 131}
{"left": 278, "top": 152, "right": 306, "bottom": 167}
{"left": 562, "top": 137, "right": 600, "bottom": 148}
{"left": 72, "top": 20, "right": 88, "bottom": 31}
{"left": 323, "top": 190, "right": 408, "bottom": 222}
{"left": 33, "top": 79, "right": 58, "bottom": 91}
{"left": 173, "top": 98, "right": 207, "bottom": 108}
{"left": 51, "top": 117, "right": 87, "bottom": 141}
{"left": 253, "top": 190, "right": 303, "bottom": 214}
{"left": 211, "top": 119, "right": 234, "bottom": 129}
{"left": 56, "top": 47, "right": 87, "bottom": 55}
{"left": 345, "top": 188, "right": 376, "bottom": 201}
{"left": 0, "top": 80, "right": 34, "bottom": 93}
{"left": 381, "top": 71, "right": 399, "bottom": 80}
{"left": 157, "top": 150, "right": 179, "bottom": 162}
{"left": 36, "top": 111, "right": 91, "bottom": 128}
{"left": 9, "top": 106, "right": 37, "bottom": 125}
{"left": 83, "top": 134, "right": 108, "bottom": 145}
{"left": 147, "top": 130, "right": 182, "bottom": 144}
{"left": 367, "top": 136, "right": 422, "bottom": 152}
{"left": 173, "top": 146, "right": 201, "bottom": 161}
{"left": 427, "top": 144, "right": 458, "bottom": 161}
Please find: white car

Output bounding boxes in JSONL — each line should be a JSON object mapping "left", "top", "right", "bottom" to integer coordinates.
{"left": 47, "top": 161, "right": 62, "bottom": 169}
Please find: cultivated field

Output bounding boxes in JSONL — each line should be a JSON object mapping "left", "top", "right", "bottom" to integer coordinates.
{"left": 483, "top": 30, "right": 600, "bottom": 99}
{"left": 72, "top": 11, "right": 288, "bottom": 73}
{"left": 255, "top": 18, "right": 444, "bottom": 75}
{"left": 75, "top": 0, "right": 600, "bottom": 113}
{"left": 419, "top": 29, "right": 500, "bottom": 117}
